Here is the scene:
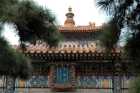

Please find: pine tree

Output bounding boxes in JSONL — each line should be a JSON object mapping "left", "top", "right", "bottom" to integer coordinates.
{"left": 0, "top": 0, "right": 61, "bottom": 92}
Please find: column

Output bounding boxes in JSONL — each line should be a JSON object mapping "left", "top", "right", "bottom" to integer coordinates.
{"left": 71, "top": 64, "right": 76, "bottom": 87}
{"left": 113, "top": 62, "right": 122, "bottom": 93}
{"left": 49, "top": 65, "right": 55, "bottom": 88}
{"left": 4, "top": 76, "right": 15, "bottom": 93}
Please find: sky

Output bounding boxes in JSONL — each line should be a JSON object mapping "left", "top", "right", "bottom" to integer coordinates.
{"left": 2, "top": 0, "right": 109, "bottom": 45}
{"left": 32, "top": 0, "right": 108, "bottom": 26}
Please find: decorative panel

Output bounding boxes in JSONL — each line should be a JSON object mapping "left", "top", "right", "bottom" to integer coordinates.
{"left": 28, "top": 75, "right": 48, "bottom": 87}
{"left": 77, "top": 76, "right": 112, "bottom": 88}
{"left": 15, "top": 75, "right": 49, "bottom": 88}
{"left": 55, "top": 67, "right": 70, "bottom": 84}
{"left": 50, "top": 65, "right": 75, "bottom": 91}
{"left": 77, "top": 89, "right": 113, "bottom": 93}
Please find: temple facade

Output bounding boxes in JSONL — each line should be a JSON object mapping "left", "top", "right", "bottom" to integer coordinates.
{"left": 1, "top": 7, "right": 135, "bottom": 93}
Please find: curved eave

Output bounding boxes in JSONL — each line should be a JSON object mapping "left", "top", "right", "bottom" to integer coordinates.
{"left": 24, "top": 51, "right": 122, "bottom": 62}
{"left": 58, "top": 26, "right": 101, "bottom": 32}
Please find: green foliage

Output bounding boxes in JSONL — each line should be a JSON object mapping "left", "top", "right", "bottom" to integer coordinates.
{"left": 98, "top": 19, "right": 120, "bottom": 51}
{"left": 0, "top": 24, "right": 32, "bottom": 80}
{"left": 96, "top": 0, "right": 140, "bottom": 92}
{"left": 129, "top": 76, "right": 140, "bottom": 93}
{"left": 0, "top": 0, "right": 18, "bottom": 22}
{"left": 15, "top": 1, "right": 58, "bottom": 43}
{"left": 14, "top": 51, "right": 32, "bottom": 80}
{"left": 0, "top": 36, "right": 32, "bottom": 79}
{"left": 96, "top": 0, "right": 140, "bottom": 43}
{"left": 97, "top": 0, "right": 115, "bottom": 15}
{"left": 96, "top": 0, "right": 135, "bottom": 28}
{"left": 125, "top": 32, "right": 140, "bottom": 58}
{"left": 96, "top": 0, "right": 140, "bottom": 55}
{"left": 125, "top": 32, "right": 140, "bottom": 72}
{"left": 0, "top": 0, "right": 61, "bottom": 80}
{"left": 0, "top": 24, "right": 2, "bottom": 35}
{"left": 0, "top": 0, "right": 60, "bottom": 46}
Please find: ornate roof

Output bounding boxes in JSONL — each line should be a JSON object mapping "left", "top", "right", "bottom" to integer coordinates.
{"left": 58, "top": 25, "right": 100, "bottom": 32}
{"left": 23, "top": 45, "right": 122, "bottom": 62}
{"left": 24, "top": 44, "right": 96, "bottom": 54}
{"left": 22, "top": 43, "right": 122, "bottom": 54}
{"left": 20, "top": 7, "right": 105, "bottom": 54}
{"left": 60, "top": 7, "right": 101, "bottom": 32}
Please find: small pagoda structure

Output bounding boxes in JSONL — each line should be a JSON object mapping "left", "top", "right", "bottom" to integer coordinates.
{"left": 13, "top": 7, "right": 135, "bottom": 93}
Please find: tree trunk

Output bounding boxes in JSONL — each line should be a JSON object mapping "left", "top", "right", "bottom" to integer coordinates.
{"left": 4, "top": 76, "right": 15, "bottom": 93}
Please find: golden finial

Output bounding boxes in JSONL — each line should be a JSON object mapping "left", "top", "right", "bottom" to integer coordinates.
{"left": 64, "top": 6, "right": 75, "bottom": 27}
{"left": 68, "top": 6, "right": 72, "bottom": 12}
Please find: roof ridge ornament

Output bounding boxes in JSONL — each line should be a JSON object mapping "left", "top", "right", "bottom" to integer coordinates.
{"left": 64, "top": 7, "right": 75, "bottom": 27}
